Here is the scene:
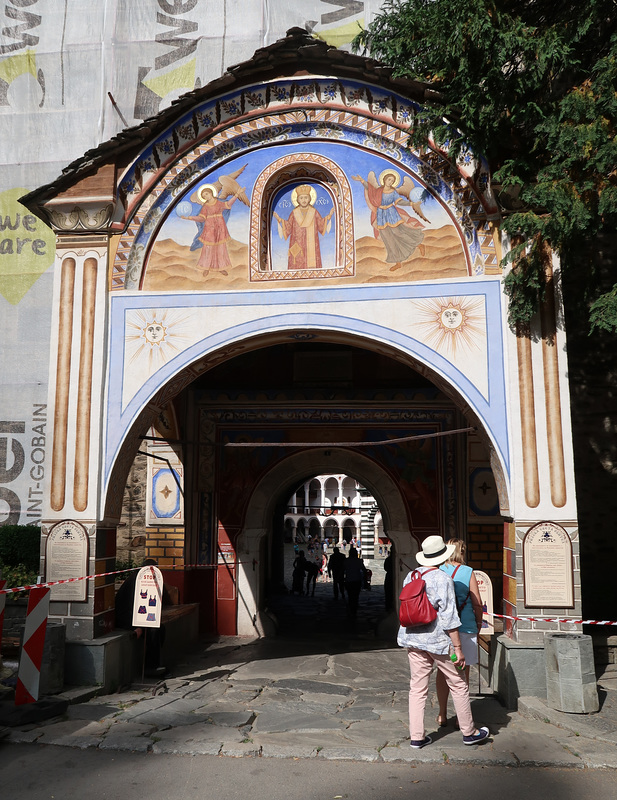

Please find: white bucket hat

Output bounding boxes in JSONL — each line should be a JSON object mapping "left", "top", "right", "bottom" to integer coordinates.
{"left": 416, "top": 535, "right": 455, "bottom": 566}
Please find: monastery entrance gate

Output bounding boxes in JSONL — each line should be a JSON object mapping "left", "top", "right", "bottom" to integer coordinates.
{"left": 24, "top": 30, "right": 581, "bottom": 702}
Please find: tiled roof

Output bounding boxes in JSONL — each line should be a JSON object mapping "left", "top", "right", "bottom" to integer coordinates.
{"left": 21, "top": 27, "right": 431, "bottom": 208}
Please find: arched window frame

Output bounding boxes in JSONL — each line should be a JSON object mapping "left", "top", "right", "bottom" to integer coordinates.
{"left": 249, "top": 152, "right": 354, "bottom": 281}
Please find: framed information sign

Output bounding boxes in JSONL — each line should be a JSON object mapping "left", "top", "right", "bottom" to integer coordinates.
{"left": 46, "top": 520, "right": 89, "bottom": 602}
{"left": 523, "top": 521, "right": 574, "bottom": 608}
{"left": 474, "top": 570, "right": 494, "bottom": 635}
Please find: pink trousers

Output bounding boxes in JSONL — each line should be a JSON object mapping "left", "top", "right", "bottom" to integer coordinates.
{"left": 406, "top": 648, "right": 475, "bottom": 739}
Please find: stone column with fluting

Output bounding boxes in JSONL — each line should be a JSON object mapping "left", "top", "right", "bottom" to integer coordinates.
{"left": 40, "top": 236, "right": 111, "bottom": 641}
{"left": 506, "top": 245, "right": 581, "bottom": 645}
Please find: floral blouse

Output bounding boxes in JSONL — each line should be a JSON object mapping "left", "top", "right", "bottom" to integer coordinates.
{"left": 397, "top": 566, "right": 461, "bottom": 655}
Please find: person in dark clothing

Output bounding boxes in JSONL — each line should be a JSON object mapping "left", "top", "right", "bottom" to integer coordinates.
{"left": 363, "top": 562, "right": 372, "bottom": 591}
{"left": 383, "top": 551, "right": 394, "bottom": 610}
{"left": 115, "top": 558, "right": 172, "bottom": 676}
{"left": 305, "top": 560, "right": 320, "bottom": 596}
{"left": 291, "top": 550, "right": 308, "bottom": 595}
{"left": 327, "top": 546, "right": 346, "bottom": 600}
{"left": 343, "top": 548, "right": 365, "bottom": 619}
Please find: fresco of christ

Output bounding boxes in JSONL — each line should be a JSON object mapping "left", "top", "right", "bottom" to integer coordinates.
{"left": 273, "top": 184, "right": 333, "bottom": 270}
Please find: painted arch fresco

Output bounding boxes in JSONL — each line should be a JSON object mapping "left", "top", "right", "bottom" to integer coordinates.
{"left": 104, "top": 75, "right": 509, "bottom": 512}
{"left": 144, "top": 144, "right": 467, "bottom": 289}
{"left": 115, "top": 77, "right": 499, "bottom": 292}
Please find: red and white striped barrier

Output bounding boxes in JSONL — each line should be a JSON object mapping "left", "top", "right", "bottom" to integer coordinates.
{"left": 2, "top": 570, "right": 617, "bottom": 627}
{"left": 0, "top": 566, "right": 139, "bottom": 596}
{"left": 15, "top": 586, "right": 51, "bottom": 705}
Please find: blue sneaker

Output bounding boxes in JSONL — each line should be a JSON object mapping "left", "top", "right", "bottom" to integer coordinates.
{"left": 462, "top": 726, "right": 490, "bottom": 745}
{"left": 409, "top": 735, "right": 432, "bottom": 749}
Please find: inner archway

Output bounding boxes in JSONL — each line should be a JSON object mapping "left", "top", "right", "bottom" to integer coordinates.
{"left": 274, "top": 469, "right": 392, "bottom": 637}
{"left": 108, "top": 335, "right": 506, "bottom": 639}
{"left": 236, "top": 447, "right": 414, "bottom": 637}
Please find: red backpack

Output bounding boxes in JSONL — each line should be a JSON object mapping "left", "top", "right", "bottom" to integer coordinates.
{"left": 399, "top": 568, "right": 438, "bottom": 628}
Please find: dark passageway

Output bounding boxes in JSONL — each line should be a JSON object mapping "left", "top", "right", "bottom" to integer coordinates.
{"left": 264, "top": 541, "right": 393, "bottom": 640}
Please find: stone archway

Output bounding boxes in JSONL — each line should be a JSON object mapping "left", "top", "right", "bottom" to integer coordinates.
{"left": 103, "top": 318, "right": 512, "bottom": 526}
{"left": 236, "top": 448, "right": 416, "bottom": 636}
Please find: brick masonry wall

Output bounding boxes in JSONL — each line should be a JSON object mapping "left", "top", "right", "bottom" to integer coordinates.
{"left": 466, "top": 522, "right": 504, "bottom": 610}
{"left": 145, "top": 527, "right": 185, "bottom": 566}
{"left": 117, "top": 451, "right": 185, "bottom": 568}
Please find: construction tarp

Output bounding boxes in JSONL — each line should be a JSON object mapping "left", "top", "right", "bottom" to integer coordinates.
{"left": 0, "top": 0, "right": 382, "bottom": 525}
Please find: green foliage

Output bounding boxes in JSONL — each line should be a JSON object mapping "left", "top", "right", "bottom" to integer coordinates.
{"left": 589, "top": 286, "right": 617, "bottom": 332}
{"left": 502, "top": 239, "right": 547, "bottom": 328}
{"left": 0, "top": 524, "right": 40, "bottom": 570}
{"left": 114, "top": 556, "right": 134, "bottom": 572}
{"left": 355, "top": 1, "right": 617, "bottom": 330}
{"left": 0, "top": 525, "right": 40, "bottom": 599}
{"left": 0, "top": 563, "right": 39, "bottom": 599}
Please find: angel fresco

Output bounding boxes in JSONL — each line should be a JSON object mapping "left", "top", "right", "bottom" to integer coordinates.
{"left": 180, "top": 165, "right": 249, "bottom": 277}
{"left": 352, "top": 169, "right": 428, "bottom": 271}
{"left": 273, "top": 184, "right": 334, "bottom": 270}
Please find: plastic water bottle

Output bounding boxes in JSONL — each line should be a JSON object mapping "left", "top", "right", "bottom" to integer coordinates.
{"left": 450, "top": 653, "right": 463, "bottom": 670}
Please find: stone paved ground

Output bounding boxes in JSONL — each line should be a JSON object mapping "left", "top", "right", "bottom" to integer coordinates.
{"left": 1, "top": 545, "right": 617, "bottom": 768}
{"left": 3, "top": 636, "right": 617, "bottom": 768}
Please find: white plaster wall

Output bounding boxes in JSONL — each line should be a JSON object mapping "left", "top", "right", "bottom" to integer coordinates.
{"left": 504, "top": 255, "right": 578, "bottom": 523}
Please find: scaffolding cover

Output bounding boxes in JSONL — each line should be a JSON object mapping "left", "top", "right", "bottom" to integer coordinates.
{"left": 0, "top": 1, "right": 383, "bottom": 525}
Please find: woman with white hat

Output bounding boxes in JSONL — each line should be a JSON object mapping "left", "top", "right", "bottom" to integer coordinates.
{"left": 436, "top": 538, "right": 485, "bottom": 727}
{"left": 398, "top": 535, "right": 489, "bottom": 749}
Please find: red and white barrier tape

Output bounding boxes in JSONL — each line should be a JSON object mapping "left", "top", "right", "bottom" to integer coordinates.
{"left": 486, "top": 611, "right": 617, "bottom": 626}
{"left": 0, "top": 561, "right": 251, "bottom": 595}
{"left": 2, "top": 572, "right": 617, "bottom": 627}
{"left": 0, "top": 566, "right": 139, "bottom": 596}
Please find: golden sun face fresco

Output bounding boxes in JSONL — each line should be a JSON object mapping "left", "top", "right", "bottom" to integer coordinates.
{"left": 125, "top": 309, "right": 193, "bottom": 373}
{"left": 414, "top": 296, "right": 486, "bottom": 357}
{"left": 143, "top": 321, "right": 167, "bottom": 344}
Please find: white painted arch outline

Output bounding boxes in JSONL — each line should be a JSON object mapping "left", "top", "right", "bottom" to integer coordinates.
{"left": 104, "top": 302, "right": 511, "bottom": 522}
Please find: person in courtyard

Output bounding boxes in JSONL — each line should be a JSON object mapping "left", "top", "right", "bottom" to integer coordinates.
{"left": 435, "top": 538, "right": 484, "bottom": 727}
{"left": 305, "top": 559, "right": 320, "bottom": 596}
{"left": 343, "top": 547, "right": 365, "bottom": 619}
{"left": 328, "top": 546, "right": 346, "bottom": 600}
{"left": 291, "top": 549, "right": 308, "bottom": 595}
{"left": 320, "top": 552, "right": 328, "bottom": 582}
{"left": 398, "top": 535, "right": 489, "bottom": 749}
{"left": 383, "top": 549, "right": 394, "bottom": 610}
{"left": 363, "top": 562, "right": 372, "bottom": 591}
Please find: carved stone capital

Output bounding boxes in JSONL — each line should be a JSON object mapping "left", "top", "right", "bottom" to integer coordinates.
{"left": 44, "top": 202, "right": 115, "bottom": 232}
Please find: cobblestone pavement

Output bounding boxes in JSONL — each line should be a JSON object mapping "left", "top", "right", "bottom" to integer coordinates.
{"left": 1, "top": 548, "right": 617, "bottom": 768}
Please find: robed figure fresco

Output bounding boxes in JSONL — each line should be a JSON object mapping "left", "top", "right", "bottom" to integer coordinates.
{"left": 273, "top": 184, "right": 334, "bottom": 270}
{"left": 181, "top": 166, "right": 249, "bottom": 277}
{"left": 353, "top": 169, "right": 428, "bottom": 271}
